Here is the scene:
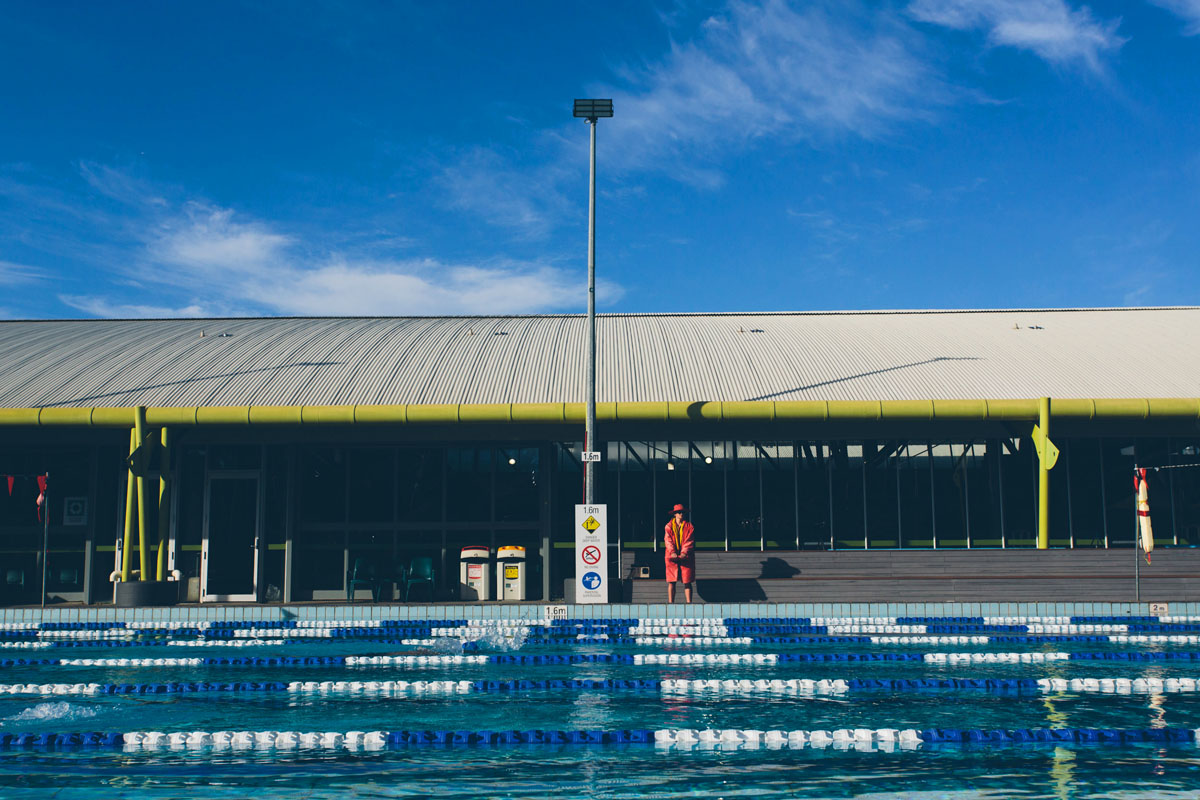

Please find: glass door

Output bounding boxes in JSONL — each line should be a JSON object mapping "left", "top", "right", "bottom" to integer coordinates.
{"left": 202, "top": 475, "right": 260, "bottom": 601}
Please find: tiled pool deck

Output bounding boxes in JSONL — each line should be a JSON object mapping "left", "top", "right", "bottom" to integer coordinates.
{"left": 2, "top": 601, "right": 1195, "bottom": 624}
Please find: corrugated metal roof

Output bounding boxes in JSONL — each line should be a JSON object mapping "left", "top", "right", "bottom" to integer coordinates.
{"left": 1, "top": 308, "right": 1198, "bottom": 408}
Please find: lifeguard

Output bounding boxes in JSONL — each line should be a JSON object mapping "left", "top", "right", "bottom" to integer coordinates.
{"left": 664, "top": 503, "right": 695, "bottom": 604}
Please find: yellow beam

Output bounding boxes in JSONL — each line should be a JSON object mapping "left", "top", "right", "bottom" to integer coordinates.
{"left": 120, "top": 427, "right": 135, "bottom": 582}
{"left": 0, "top": 398, "right": 1198, "bottom": 427}
{"left": 1038, "top": 397, "right": 1050, "bottom": 550}
{"left": 133, "top": 406, "right": 149, "bottom": 581}
{"left": 155, "top": 426, "right": 170, "bottom": 582}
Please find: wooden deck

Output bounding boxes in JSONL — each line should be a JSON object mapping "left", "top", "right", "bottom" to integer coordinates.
{"left": 619, "top": 548, "right": 1200, "bottom": 603}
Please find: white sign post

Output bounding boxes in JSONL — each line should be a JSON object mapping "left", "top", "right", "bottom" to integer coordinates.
{"left": 574, "top": 504, "right": 608, "bottom": 604}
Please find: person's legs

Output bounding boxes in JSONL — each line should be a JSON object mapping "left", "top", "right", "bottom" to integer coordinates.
{"left": 683, "top": 583, "right": 692, "bottom": 603}
{"left": 667, "top": 582, "right": 676, "bottom": 603}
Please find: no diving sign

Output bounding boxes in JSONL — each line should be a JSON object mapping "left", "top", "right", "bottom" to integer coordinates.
{"left": 574, "top": 504, "right": 607, "bottom": 603}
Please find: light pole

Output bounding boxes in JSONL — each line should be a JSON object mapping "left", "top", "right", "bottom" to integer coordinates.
{"left": 573, "top": 98, "right": 612, "bottom": 505}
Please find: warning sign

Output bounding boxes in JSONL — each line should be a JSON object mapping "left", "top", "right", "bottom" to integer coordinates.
{"left": 504, "top": 564, "right": 519, "bottom": 580}
{"left": 574, "top": 504, "right": 607, "bottom": 604}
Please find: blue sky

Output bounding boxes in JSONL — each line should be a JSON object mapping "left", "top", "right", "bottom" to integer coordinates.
{"left": 1, "top": 0, "right": 1198, "bottom": 318}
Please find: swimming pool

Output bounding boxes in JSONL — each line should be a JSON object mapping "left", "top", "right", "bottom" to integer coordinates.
{"left": 2, "top": 606, "right": 1200, "bottom": 799}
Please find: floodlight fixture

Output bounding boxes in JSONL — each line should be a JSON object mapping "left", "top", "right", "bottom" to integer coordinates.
{"left": 573, "top": 99, "right": 613, "bottom": 121}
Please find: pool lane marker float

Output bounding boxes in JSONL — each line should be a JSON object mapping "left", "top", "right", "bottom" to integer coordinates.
{"left": 0, "top": 727, "right": 1196, "bottom": 750}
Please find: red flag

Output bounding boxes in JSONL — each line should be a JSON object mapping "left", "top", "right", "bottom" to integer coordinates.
{"left": 36, "top": 475, "right": 47, "bottom": 522}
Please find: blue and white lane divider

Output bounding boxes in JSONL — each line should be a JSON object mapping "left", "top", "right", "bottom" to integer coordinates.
{"left": 8, "top": 676, "right": 1200, "bottom": 698}
{"left": 15, "top": 650, "right": 1200, "bottom": 670}
{"left": 0, "top": 727, "right": 1196, "bottom": 750}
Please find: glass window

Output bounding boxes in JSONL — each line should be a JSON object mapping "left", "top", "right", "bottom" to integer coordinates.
{"left": 865, "top": 441, "right": 899, "bottom": 549}
{"left": 830, "top": 443, "right": 864, "bottom": 549}
{"left": 1001, "top": 438, "right": 1036, "bottom": 547}
{"left": 398, "top": 448, "right": 443, "bottom": 523}
{"left": 1170, "top": 439, "right": 1200, "bottom": 546}
{"left": 617, "top": 442, "right": 653, "bottom": 549}
{"left": 931, "top": 444, "right": 968, "bottom": 547}
{"left": 1066, "top": 439, "right": 1105, "bottom": 547}
{"left": 897, "top": 443, "right": 933, "bottom": 548}
{"left": 968, "top": 442, "right": 1004, "bottom": 547}
{"left": 495, "top": 447, "right": 539, "bottom": 522}
{"left": 348, "top": 449, "right": 395, "bottom": 524}
{"left": 447, "top": 447, "right": 491, "bottom": 522}
{"left": 727, "top": 442, "right": 761, "bottom": 549}
{"left": 298, "top": 448, "right": 346, "bottom": 525}
{"left": 761, "top": 443, "right": 796, "bottom": 550}
{"left": 690, "top": 442, "right": 726, "bottom": 550}
{"left": 208, "top": 445, "right": 260, "bottom": 471}
{"left": 292, "top": 529, "right": 346, "bottom": 599}
{"left": 1101, "top": 440, "right": 1136, "bottom": 546}
{"left": 797, "top": 442, "right": 831, "bottom": 549}
{"left": 1137, "top": 439, "right": 1176, "bottom": 547}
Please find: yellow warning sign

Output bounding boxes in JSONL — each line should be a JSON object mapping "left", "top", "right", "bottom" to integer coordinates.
{"left": 1030, "top": 424, "right": 1060, "bottom": 469}
{"left": 581, "top": 515, "right": 601, "bottom": 532}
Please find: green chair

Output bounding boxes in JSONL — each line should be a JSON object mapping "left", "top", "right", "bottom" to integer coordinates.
{"left": 346, "top": 558, "right": 380, "bottom": 602}
{"left": 403, "top": 556, "right": 435, "bottom": 602}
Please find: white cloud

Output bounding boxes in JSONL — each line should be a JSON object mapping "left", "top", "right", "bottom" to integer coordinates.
{"left": 0, "top": 260, "right": 45, "bottom": 285}
{"left": 436, "top": 148, "right": 569, "bottom": 239}
{"left": 79, "top": 197, "right": 616, "bottom": 318}
{"left": 908, "top": 0, "right": 1124, "bottom": 71}
{"left": 605, "top": 0, "right": 947, "bottom": 178}
{"left": 1147, "top": 0, "right": 1200, "bottom": 34}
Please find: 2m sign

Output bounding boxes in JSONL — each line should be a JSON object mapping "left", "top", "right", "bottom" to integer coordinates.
{"left": 574, "top": 504, "right": 607, "bottom": 604}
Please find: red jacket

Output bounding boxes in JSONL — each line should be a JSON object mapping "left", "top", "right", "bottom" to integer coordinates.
{"left": 664, "top": 519, "right": 695, "bottom": 561}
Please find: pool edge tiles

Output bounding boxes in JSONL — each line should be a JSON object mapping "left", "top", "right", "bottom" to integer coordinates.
{"left": 9, "top": 601, "right": 1200, "bottom": 626}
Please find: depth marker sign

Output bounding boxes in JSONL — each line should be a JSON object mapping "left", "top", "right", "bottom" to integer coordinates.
{"left": 574, "top": 504, "right": 608, "bottom": 603}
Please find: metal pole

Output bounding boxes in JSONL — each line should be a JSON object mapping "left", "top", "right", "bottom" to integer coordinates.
{"left": 155, "top": 426, "right": 171, "bottom": 581}
{"left": 134, "top": 405, "right": 149, "bottom": 581}
{"left": 40, "top": 473, "right": 48, "bottom": 610}
{"left": 584, "top": 118, "right": 597, "bottom": 505}
{"left": 120, "top": 427, "right": 136, "bottom": 582}
{"left": 1037, "top": 396, "right": 1050, "bottom": 549}
{"left": 1134, "top": 464, "right": 1140, "bottom": 602}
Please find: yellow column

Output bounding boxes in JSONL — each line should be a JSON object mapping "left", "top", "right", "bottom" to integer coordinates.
{"left": 134, "top": 406, "right": 149, "bottom": 580}
{"left": 155, "top": 426, "right": 170, "bottom": 581}
{"left": 1038, "top": 396, "right": 1050, "bottom": 550}
{"left": 120, "top": 427, "right": 136, "bottom": 581}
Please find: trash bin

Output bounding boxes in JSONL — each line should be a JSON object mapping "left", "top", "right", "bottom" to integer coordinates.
{"left": 459, "top": 546, "right": 491, "bottom": 601}
{"left": 496, "top": 545, "right": 526, "bottom": 601}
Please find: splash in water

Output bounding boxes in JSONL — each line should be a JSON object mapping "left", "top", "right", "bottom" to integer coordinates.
{"left": 6, "top": 702, "right": 98, "bottom": 723}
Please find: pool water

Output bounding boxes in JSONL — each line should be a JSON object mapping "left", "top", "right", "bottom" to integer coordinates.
{"left": 2, "top": 618, "right": 1200, "bottom": 799}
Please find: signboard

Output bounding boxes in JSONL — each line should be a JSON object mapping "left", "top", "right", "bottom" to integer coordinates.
{"left": 581, "top": 451, "right": 602, "bottom": 463}
{"left": 574, "top": 504, "right": 608, "bottom": 604}
{"left": 62, "top": 497, "right": 88, "bottom": 526}
{"left": 545, "top": 604, "right": 568, "bottom": 620}
{"left": 1150, "top": 602, "right": 1169, "bottom": 616}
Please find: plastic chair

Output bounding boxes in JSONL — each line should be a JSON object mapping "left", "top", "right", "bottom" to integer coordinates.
{"left": 404, "top": 556, "right": 435, "bottom": 602}
{"left": 346, "top": 558, "right": 380, "bottom": 602}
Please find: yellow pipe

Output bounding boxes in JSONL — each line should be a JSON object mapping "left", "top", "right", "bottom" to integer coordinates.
{"left": 120, "top": 427, "right": 136, "bottom": 582}
{"left": 1038, "top": 396, "right": 1050, "bottom": 550}
{"left": 155, "top": 426, "right": 170, "bottom": 582}
{"left": 134, "top": 406, "right": 149, "bottom": 581}
{"left": 1, "top": 398, "right": 1199, "bottom": 427}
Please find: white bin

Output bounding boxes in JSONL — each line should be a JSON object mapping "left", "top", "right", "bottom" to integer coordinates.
{"left": 496, "top": 545, "right": 526, "bottom": 601}
{"left": 459, "top": 546, "right": 491, "bottom": 601}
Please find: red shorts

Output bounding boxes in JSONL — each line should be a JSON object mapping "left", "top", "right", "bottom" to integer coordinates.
{"left": 665, "top": 556, "right": 694, "bottom": 584}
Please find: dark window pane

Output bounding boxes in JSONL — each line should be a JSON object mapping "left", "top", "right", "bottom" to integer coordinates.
{"left": 931, "top": 444, "right": 968, "bottom": 547}
{"left": 655, "top": 442, "right": 690, "bottom": 540}
{"left": 831, "top": 443, "right": 864, "bottom": 549}
{"left": 797, "top": 443, "right": 831, "bottom": 549}
{"left": 968, "top": 442, "right": 1004, "bottom": 547}
{"left": 898, "top": 443, "right": 933, "bottom": 548}
{"left": 398, "top": 448, "right": 443, "bottom": 522}
{"left": 617, "top": 442, "right": 652, "bottom": 549}
{"left": 1137, "top": 439, "right": 1175, "bottom": 547}
{"left": 727, "top": 442, "right": 760, "bottom": 549}
{"left": 865, "top": 441, "right": 899, "bottom": 549}
{"left": 208, "top": 446, "right": 260, "bottom": 471}
{"left": 348, "top": 449, "right": 395, "bottom": 523}
{"left": 1102, "top": 440, "right": 1136, "bottom": 546}
{"left": 447, "top": 448, "right": 491, "bottom": 522}
{"left": 263, "top": 447, "right": 288, "bottom": 546}
{"left": 495, "top": 447, "right": 538, "bottom": 522}
{"left": 1001, "top": 438, "right": 1036, "bottom": 547}
{"left": 1171, "top": 439, "right": 1200, "bottom": 546}
{"left": 1066, "top": 439, "right": 1105, "bottom": 547}
{"left": 298, "top": 448, "right": 346, "bottom": 524}
{"left": 690, "top": 442, "right": 726, "bottom": 550}
{"left": 761, "top": 443, "right": 796, "bottom": 550}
